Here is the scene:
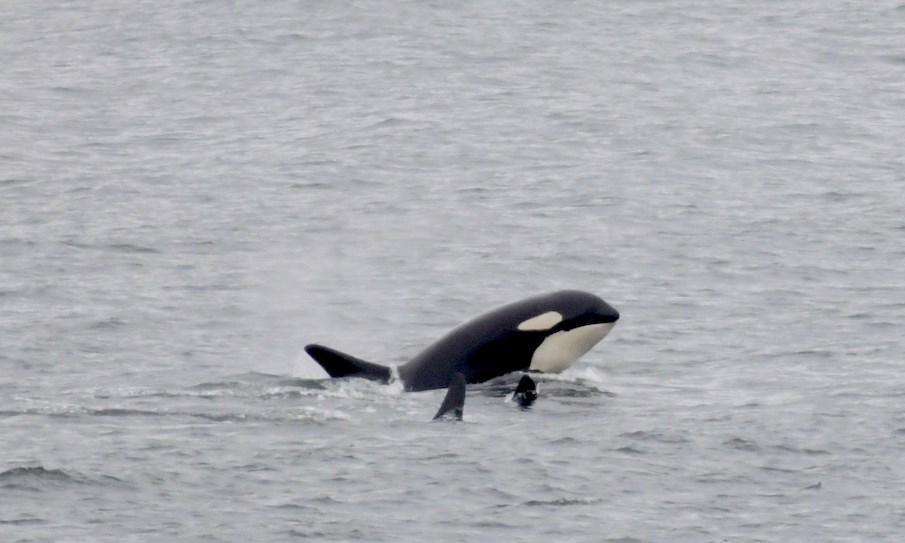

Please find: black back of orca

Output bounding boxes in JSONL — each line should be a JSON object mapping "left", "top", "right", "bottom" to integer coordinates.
{"left": 397, "top": 314, "right": 547, "bottom": 391}
{"left": 305, "top": 290, "right": 619, "bottom": 392}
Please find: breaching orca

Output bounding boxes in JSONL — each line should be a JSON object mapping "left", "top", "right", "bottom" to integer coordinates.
{"left": 305, "top": 290, "right": 619, "bottom": 392}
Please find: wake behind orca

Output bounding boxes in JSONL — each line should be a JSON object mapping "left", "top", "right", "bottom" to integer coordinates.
{"left": 305, "top": 290, "right": 619, "bottom": 392}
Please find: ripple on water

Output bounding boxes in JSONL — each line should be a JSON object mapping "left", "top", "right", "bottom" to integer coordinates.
{"left": 723, "top": 437, "right": 762, "bottom": 452}
{"left": 0, "top": 517, "right": 47, "bottom": 526}
{"left": 0, "top": 466, "right": 126, "bottom": 491}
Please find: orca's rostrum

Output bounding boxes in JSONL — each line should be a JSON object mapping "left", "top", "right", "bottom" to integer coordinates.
{"left": 305, "top": 290, "right": 619, "bottom": 392}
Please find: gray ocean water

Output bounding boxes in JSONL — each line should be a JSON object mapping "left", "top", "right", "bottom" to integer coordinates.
{"left": 3, "top": 1, "right": 905, "bottom": 541}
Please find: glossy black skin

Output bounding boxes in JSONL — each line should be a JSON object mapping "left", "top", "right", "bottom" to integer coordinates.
{"left": 305, "top": 290, "right": 619, "bottom": 392}
{"left": 433, "top": 372, "right": 466, "bottom": 420}
{"left": 397, "top": 290, "right": 618, "bottom": 391}
{"left": 512, "top": 375, "right": 538, "bottom": 407}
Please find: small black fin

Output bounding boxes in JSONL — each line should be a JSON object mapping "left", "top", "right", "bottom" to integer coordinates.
{"left": 304, "top": 344, "right": 392, "bottom": 384}
{"left": 433, "top": 372, "right": 466, "bottom": 421}
{"left": 512, "top": 375, "right": 537, "bottom": 407}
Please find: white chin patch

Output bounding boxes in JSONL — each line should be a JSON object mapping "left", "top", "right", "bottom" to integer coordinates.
{"left": 517, "top": 311, "right": 563, "bottom": 331}
{"left": 529, "top": 322, "right": 614, "bottom": 373}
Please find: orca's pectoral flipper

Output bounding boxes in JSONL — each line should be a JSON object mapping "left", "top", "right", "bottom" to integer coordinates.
{"left": 433, "top": 372, "right": 466, "bottom": 421}
{"left": 512, "top": 374, "right": 537, "bottom": 407}
{"left": 304, "top": 344, "right": 392, "bottom": 384}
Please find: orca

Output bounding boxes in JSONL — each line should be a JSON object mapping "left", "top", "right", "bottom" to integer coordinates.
{"left": 305, "top": 290, "right": 619, "bottom": 392}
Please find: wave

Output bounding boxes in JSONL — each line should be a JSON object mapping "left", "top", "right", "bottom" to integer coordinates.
{"left": 620, "top": 429, "right": 691, "bottom": 445}
{"left": 0, "top": 405, "right": 350, "bottom": 424}
{"left": 496, "top": 496, "right": 602, "bottom": 508}
{"left": 0, "top": 466, "right": 125, "bottom": 491}
{"left": 61, "top": 240, "right": 160, "bottom": 254}
{"left": 85, "top": 373, "right": 335, "bottom": 401}
{"left": 523, "top": 497, "right": 601, "bottom": 507}
{"left": 0, "top": 517, "right": 46, "bottom": 525}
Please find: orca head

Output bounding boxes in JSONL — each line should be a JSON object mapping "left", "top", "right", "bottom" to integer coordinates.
{"left": 516, "top": 290, "right": 619, "bottom": 373}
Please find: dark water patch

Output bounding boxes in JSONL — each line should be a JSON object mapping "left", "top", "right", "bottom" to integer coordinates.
{"left": 822, "top": 190, "right": 867, "bottom": 202}
{"left": 0, "top": 466, "right": 125, "bottom": 491}
{"left": 0, "top": 466, "right": 77, "bottom": 484}
{"left": 760, "top": 465, "right": 801, "bottom": 474}
{"left": 107, "top": 243, "right": 160, "bottom": 254}
{"left": 311, "top": 495, "right": 344, "bottom": 505}
{"left": 775, "top": 444, "right": 830, "bottom": 456}
{"left": 458, "top": 185, "right": 494, "bottom": 195}
{"left": 234, "top": 463, "right": 278, "bottom": 474}
{"left": 620, "top": 430, "right": 690, "bottom": 444}
{"left": 0, "top": 517, "right": 46, "bottom": 526}
{"left": 695, "top": 472, "right": 756, "bottom": 485}
{"left": 367, "top": 116, "right": 417, "bottom": 129}
{"left": 783, "top": 348, "right": 835, "bottom": 358}
{"left": 287, "top": 529, "right": 327, "bottom": 538}
{"left": 521, "top": 497, "right": 601, "bottom": 507}
{"left": 614, "top": 446, "right": 645, "bottom": 456}
{"left": 276, "top": 502, "right": 319, "bottom": 512}
{"left": 89, "top": 317, "right": 128, "bottom": 330}
{"left": 181, "top": 282, "right": 244, "bottom": 293}
{"left": 419, "top": 452, "right": 461, "bottom": 461}
{"left": 93, "top": 408, "right": 164, "bottom": 417}
{"left": 91, "top": 387, "right": 173, "bottom": 400}
{"left": 288, "top": 181, "right": 330, "bottom": 190}
{"left": 194, "top": 412, "right": 254, "bottom": 423}
{"left": 0, "top": 237, "right": 39, "bottom": 252}
{"left": 60, "top": 240, "right": 160, "bottom": 254}
{"left": 724, "top": 437, "right": 761, "bottom": 452}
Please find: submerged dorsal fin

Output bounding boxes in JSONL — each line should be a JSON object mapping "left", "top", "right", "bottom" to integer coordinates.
{"left": 512, "top": 374, "right": 537, "bottom": 407}
{"left": 433, "top": 372, "right": 466, "bottom": 421}
{"left": 304, "top": 344, "right": 392, "bottom": 383}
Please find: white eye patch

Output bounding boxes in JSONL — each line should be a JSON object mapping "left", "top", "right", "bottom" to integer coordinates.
{"left": 517, "top": 311, "right": 563, "bottom": 331}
